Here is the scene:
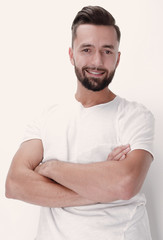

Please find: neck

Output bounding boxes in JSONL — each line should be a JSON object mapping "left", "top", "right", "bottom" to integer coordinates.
{"left": 75, "top": 81, "right": 116, "bottom": 108}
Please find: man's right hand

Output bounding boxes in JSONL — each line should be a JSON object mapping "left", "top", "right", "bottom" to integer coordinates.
{"left": 107, "top": 144, "right": 131, "bottom": 161}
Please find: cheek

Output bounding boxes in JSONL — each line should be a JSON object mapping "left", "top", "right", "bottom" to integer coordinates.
{"left": 105, "top": 57, "right": 118, "bottom": 70}
{"left": 74, "top": 53, "right": 91, "bottom": 67}
{"left": 113, "top": 53, "right": 120, "bottom": 68}
{"left": 74, "top": 58, "right": 86, "bottom": 68}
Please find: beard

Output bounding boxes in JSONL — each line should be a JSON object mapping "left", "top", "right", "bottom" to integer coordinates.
{"left": 75, "top": 65, "right": 116, "bottom": 92}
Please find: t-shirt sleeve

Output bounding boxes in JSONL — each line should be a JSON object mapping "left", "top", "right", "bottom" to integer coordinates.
{"left": 21, "top": 104, "right": 58, "bottom": 143}
{"left": 22, "top": 118, "right": 42, "bottom": 143}
{"left": 21, "top": 107, "right": 48, "bottom": 143}
{"left": 117, "top": 101, "right": 155, "bottom": 158}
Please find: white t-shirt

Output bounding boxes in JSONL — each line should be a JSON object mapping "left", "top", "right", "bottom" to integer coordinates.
{"left": 23, "top": 96, "right": 154, "bottom": 240}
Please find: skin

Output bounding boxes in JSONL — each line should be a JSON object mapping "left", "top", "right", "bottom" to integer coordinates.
{"left": 69, "top": 24, "right": 120, "bottom": 107}
{"left": 35, "top": 148, "right": 151, "bottom": 203}
{"left": 5, "top": 24, "right": 153, "bottom": 207}
{"left": 5, "top": 139, "right": 96, "bottom": 207}
{"left": 5, "top": 140, "right": 129, "bottom": 207}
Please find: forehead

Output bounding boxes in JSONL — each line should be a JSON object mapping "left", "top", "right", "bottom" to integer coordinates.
{"left": 73, "top": 24, "right": 119, "bottom": 49}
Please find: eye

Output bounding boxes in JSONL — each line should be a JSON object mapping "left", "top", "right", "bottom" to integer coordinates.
{"left": 105, "top": 50, "right": 111, "bottom": 55}
{"left": 82, "top": 48, "right": 90, "bottom": 53}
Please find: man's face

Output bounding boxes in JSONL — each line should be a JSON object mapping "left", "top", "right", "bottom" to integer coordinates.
{"left": 69, "top": 24, "right": 120, "bottom": 91}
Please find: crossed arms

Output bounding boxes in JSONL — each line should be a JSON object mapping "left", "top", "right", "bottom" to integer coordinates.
{"left": 5, "top": 139, "right": 152, "bottom": 208}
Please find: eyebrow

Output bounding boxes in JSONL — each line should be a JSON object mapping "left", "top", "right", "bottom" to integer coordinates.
{"left": 79, "top": 44, "right": 115, "bottom": 49}
{"left": 79, "top": 44, "right": 93, "bottom": 48}
{"left": 102, "top": 45, "right": 115, "bottom": 49}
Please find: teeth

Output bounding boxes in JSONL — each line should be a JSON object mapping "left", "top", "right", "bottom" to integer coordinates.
{"left": 88, "top": 71, "right": 104, "bottom": 75}
{"left": 90, "top": 71, "right": 101, "bottom": 75}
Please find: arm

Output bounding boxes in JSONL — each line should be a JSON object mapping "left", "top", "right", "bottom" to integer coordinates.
{"left": 35, "top": 148, "right": 153, "bottom": 203}
{"left": 5, "top": 139, "right": 96, "bottom": 207}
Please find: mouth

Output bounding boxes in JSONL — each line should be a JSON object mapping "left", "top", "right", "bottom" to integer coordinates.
{"left": 85, "top": 69, "right": 106, "bottom": 78}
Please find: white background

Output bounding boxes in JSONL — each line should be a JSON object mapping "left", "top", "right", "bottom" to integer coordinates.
{"left": 0, "top": 0, "right": 163, "bottom": 239}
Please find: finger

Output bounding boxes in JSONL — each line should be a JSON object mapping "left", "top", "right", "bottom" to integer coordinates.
{"left": 34, "top": 163, "right": 42, "bottom": 173}
{"left": 114, "top": 144, "right": 130, "bottom": 155}
{"left": 119, "top": 154, "right": 126, "bottom": 161}
{"left": 107, "top": 144, "right": 130, "bottom": 161}
{"left": 109, "top": 144, "right": 130, "bottom": 158}
{"left": 114, "top": 146, "right": 131, "bottom": 160}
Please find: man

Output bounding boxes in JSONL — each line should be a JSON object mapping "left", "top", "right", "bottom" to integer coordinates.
{"left": 6, "top": 6, "right": 154, "bottom": 240}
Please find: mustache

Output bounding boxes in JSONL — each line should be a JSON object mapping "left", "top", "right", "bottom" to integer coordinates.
{"left": 82, "top": 66, "right": 108, "bottom": 72}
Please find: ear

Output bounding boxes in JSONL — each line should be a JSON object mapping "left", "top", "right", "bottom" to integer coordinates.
{"left": 116, "top": 52, "right": 121, "bottom": 68}
{"left": 69, "top": 47, "right": 75, "bottom": 66}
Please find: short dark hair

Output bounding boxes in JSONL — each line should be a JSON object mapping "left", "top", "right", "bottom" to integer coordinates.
{"left": 71, "top": 6, "right": 121, "bottom": 45}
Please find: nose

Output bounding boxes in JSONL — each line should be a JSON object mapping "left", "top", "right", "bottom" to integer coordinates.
{"left": 91, "top": 51, "right": 103, "bottom": 68}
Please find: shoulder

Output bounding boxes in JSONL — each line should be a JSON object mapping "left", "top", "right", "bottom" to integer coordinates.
{"left": 116, "top": 96, "right": 154, "bottom": 122}
{"left": 115, "top": 96, "right": 155, "bottom": 154}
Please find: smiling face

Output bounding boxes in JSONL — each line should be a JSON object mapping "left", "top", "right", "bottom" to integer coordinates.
{"left": 69, "top": 24, "right": 121, "bottom": 91}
